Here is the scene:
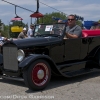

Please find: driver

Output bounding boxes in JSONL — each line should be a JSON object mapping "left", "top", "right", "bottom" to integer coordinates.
{"left": 65, "top": 14, "right": 82, "bottom": 39}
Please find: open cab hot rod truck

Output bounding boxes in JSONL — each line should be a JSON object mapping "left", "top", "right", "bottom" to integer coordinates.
{"left": 0, "top": 23, "right": 100, "bottom": 90}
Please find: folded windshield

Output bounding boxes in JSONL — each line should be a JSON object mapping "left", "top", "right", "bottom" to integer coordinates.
{"left": 34, "top": 23, "right": 65, "bottom": 37}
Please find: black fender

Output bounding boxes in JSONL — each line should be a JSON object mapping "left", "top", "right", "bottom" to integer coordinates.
{"left": 86, "top": 46, "right": 100, "bottom": 68}
{"left": 0, "top": 54, "right": 3, "bottom": 65}
{"left": 88, "top": 46, "right": 100, "bottom": 58}
{"left": 92, "top": 46, "right": 100, "bottom": 66}
{"left": 19, "top": 54, "right": 61, "bottom": 75}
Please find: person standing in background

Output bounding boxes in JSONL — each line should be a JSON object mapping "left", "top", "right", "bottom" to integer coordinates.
{"left": 0, "top": 32, "right": 7, "bottom": 46}
{"left": 27, "top": 24, "right": 35, "bottom": 37}
{"left": 18, "top": 28, "right": 27, "bottom": 39}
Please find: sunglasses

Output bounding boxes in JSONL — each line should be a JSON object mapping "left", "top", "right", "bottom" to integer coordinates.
{"left": 68, "top": 19, "right": 75, "bottom": 21}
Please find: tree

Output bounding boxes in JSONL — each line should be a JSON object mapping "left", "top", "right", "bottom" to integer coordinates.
{"left": 98, "top": 20, "right": 100, "bottom": 23}
{"left": 9, "top": 21, "right": 26, "bottom": 38}
{"left": 37, "top": 12, "right": 82, "bottom": 27}
{"left": 76, "top": 20, "right": 83, "bottom": 27}
{"left": 0, "top": 19, "right": 27, "bottom": 38}
{"left": 0, "top": 19, "right": 3, "bottom": 31}
{"left": 0, "top": 19, "right": 8, "bottom": 37}
{"left": 38, "top": 12, "right": 67, "bottom": 24}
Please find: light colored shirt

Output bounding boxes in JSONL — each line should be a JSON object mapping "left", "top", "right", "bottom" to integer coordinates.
{"left": 18, "top": 32, "right": 27, "bottom": 39}
{"left": 27, "top": 28, "right": 34, "bottom": 37}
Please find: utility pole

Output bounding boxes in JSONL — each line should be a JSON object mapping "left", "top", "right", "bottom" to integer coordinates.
{"left": 36, "top": 0, "right": 39, "bottom": 13}
{"left": 36, "top": 0, "right": 39, "bottom": 24}
{"left": 0, "top": 19, "right": 2, "bottom": 31}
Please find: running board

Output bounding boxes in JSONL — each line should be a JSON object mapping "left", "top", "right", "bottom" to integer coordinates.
{"left": 1, "top": 76, "right": 24, "bottom": 82}
{"left": 62, "top": 68, "right": 100, "bottom": 77}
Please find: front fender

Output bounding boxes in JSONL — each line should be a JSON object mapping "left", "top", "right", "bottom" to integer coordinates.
{"left": 19, "top": 54, "right": 55, "bottom": 68}
{"left": 19, "top": 54, "right": 65, "bottom": 76}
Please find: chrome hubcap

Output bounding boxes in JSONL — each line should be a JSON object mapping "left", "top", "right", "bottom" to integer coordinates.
{"left": 37, "top": 69, "right": 44, "bottom": 79}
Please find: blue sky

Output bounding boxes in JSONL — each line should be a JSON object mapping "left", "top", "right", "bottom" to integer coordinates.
{"left": 0, "top": 0, "right": 100, "bottom": 25}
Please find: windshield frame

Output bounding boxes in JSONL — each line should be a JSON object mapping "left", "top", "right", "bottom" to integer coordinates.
{"left": 33, "top": 23, "right": 66, "bottom": 38}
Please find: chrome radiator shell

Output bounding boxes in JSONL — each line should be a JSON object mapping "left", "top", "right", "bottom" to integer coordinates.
{"left": 3, "top": 44, "right": 18, "bottom": 71}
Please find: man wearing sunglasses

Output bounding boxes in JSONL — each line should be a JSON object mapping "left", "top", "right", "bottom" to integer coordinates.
{"left": 65, "top": 14, "right": 82, "bottom": 39}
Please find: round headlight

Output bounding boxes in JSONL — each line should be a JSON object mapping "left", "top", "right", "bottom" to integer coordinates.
{"left": 17, "top": 49, "right": 25, "bottom": 62}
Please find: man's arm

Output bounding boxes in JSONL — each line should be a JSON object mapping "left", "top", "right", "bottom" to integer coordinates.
{"left": 66, "top": 33, "right": 79, "bottom": 38}
{"left": 66, "top": 26, "right": 82, "bottom": 39}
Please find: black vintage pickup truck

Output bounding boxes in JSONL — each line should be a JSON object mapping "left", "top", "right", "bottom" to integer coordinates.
{"left": 0, "top": 23, "right": 100, "bottom": 91}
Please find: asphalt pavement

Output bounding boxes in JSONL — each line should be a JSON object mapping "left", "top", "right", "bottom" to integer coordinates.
{"left": 0, "top": 71, "right": 100, "bottom": 100}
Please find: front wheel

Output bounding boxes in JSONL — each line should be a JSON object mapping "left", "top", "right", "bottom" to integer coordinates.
{"left": 23, "top": 59, "right": 51, "bottom": 91}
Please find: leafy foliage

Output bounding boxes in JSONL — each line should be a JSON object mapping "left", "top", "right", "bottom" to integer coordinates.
{"left": 0, "top": 19, "right": 28, "bottom": 38}
{"left": 76, "top": 20, "right": 83, "bottom": 27}
{"left": 38, "top": 12, "right": 82, "bottom": 27}
{"left": 9, "top": 21, "right": 26, "bottom": 38}
{"left": 38, "top": 12, "right": 67, "bottom": 24}
{"left": 0, "top": 19, "right": 2, "bottom": 26}
{"left": 0, "top": 24, "right": 9, "bottom": 38}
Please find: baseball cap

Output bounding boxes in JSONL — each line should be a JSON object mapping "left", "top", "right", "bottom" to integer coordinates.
{"left": 23, "top": 28, "right": 26, "bottom": 30}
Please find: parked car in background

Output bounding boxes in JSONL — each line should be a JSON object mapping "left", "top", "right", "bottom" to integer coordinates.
{"left": 0, "top": 23, "right": 100, "bottom": 91}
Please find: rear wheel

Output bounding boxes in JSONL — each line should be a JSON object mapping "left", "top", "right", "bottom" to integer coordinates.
{"left": 23, "top": 59, "right": 51, "bottom": 91}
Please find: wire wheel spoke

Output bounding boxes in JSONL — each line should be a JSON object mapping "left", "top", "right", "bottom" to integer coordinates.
{"left": 32, "top": 63, "right": 49, "bottom": 86}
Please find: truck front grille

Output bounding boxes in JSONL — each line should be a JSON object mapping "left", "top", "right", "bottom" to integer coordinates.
{"left": 3, "top": 45, "right": 18, "bottom": 71}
